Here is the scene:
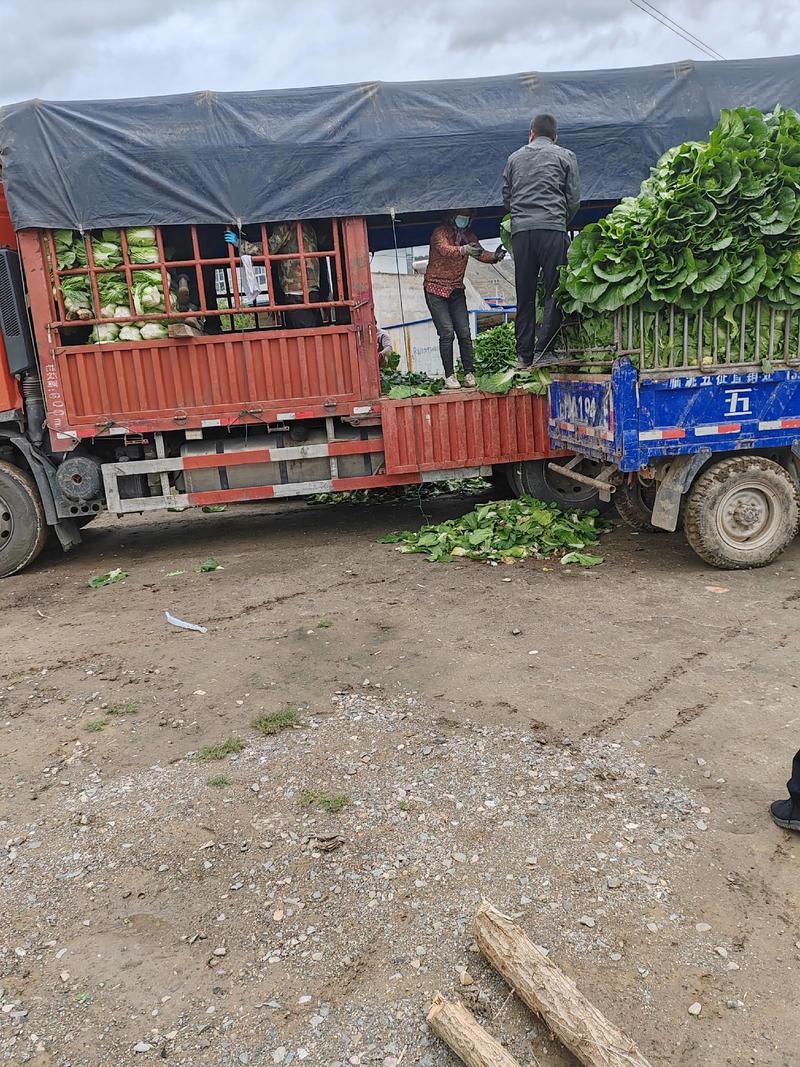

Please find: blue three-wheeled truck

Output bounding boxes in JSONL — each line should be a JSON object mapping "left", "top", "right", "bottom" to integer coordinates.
{"left": 548, "top": 300, "right": 800, "bottom": 568}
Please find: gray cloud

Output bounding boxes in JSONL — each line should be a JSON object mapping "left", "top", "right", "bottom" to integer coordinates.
{"left": 1, "top": 0, "right": 799, "bottom": 105}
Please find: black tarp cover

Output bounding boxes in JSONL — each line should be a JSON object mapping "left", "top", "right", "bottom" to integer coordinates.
{"left": 2, "top": 55, "right": 800, "bottom": 232}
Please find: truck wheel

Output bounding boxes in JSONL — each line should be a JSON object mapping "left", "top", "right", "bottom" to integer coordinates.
{"left": 684, "top": 456, "right": 799, "bottom": 569}
{"left": 615, "top": 474, "right": 658, "bottom": 531}
{"left": 509, "top": 457, "right": 607, "bottom": 512}
{"left": 0, "top": 460, "right": 48, "bottom": 578}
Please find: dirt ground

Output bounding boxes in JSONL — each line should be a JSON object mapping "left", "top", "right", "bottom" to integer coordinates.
{"left": 1, "top": 492, "right": 799, "bottom": 1067}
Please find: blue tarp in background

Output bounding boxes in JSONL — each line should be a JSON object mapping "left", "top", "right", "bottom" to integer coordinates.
{"left": 2, "top": 55, "right": 800, "bottom": 233}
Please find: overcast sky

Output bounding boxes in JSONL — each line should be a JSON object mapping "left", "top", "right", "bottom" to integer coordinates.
{"left": 1, "top": 0, "right": 799, "bottom": 105}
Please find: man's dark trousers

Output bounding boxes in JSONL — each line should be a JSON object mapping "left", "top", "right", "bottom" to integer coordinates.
{"left": 512, "top": 229, "right": 569, "bottom": 363}
{"left": 789, "top": 748, "right": 800, "bottom": 802}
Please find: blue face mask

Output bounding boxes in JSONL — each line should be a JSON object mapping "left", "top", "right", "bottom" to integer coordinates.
{"left": 454, "top": 215, "right": 471, "bottom": 229}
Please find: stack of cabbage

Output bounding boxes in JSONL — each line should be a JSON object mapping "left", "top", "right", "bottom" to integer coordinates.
{"left": 560, "top": 106, "right": 800, "bottom": 366}
{"left": 54, "top": 228, "right": 169, "bottom": 343}
{"left": 54, "top": 230, "right": 92, "bottom": 320}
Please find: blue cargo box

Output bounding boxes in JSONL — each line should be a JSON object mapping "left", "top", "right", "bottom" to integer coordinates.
{"left": 549, "top": 358, "right": 800, "bottom": 472}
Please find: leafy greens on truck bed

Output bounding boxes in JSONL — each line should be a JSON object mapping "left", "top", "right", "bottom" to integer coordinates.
{"left": 379, "top": 496, "right": 609, "bottom": 565}
{"left": 561, "top": 106, "right": 800, "bottom": 319}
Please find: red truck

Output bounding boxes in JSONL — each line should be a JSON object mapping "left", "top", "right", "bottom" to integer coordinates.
{"left": 0, "top": 181, "right": 595, "bottom": 578}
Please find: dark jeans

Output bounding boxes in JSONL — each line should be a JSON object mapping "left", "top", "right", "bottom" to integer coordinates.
{"left": 285, "top": 290, "right": 323, "bottom": 329}
{"left": 512, "top": 229, "right": 569, "bottom": 362}
{"left": 789, "top": 748, "right": 800, "bottom": 801}
{"left": 424, "top": 287, "right": 473, "bottom": 376}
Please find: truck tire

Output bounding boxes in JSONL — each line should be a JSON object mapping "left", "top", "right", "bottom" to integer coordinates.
{"left": 490, "top": 466, "right": 511, "bottom": 497}
{"left": 0, "top": 460, "right": 48, "bottom": 578}
{"left": 684, "top": 456, "right": 799, "bottom": 569}
{"left": 508, "top": 457, "right": 607, "bottom": 512}
{"left": 615, "top": 474, "right": 658, "bottom": 531}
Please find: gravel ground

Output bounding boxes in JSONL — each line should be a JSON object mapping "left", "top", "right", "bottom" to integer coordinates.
{"left": 0, "top": 689, "right": 749, "bottom": 1066}
{"left": 1, "top": 498, "right": 799, "bottom": 1066}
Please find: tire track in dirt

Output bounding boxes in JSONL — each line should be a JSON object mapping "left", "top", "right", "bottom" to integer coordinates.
{"left": 593, "top": 650, "right": 709, "bottom": 736}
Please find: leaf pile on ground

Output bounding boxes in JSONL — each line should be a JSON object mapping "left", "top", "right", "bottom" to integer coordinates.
{"left": 309, "top": 477, "right": 490, "bottom": 506}
{"left": 379, "top": 496, "right": 609, "bottom": 564}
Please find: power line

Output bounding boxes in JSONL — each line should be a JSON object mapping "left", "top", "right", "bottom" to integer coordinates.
{"left": 637, "top": 0, "right": 726, "bottom": 59}
{"left": 628, "top": 0, "right": 726, "bottom": 62}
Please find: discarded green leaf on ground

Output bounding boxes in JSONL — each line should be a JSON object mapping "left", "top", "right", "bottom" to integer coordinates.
{"left": 88, "top": 568, "right": 128, "bottom": 588}
{"left": 379, "top": 496, "right": 610, "bottom": 565}
{"left": 201, "top": 505, "right": 227, "bottom": 513}
{"left": 309, "top": 477, "right": 489, "bottom": 507}
{"left": 166, "top": 569, "right": 186, "bottom": 577}
{"left": 199, "top": 557, "right": 223, "bottom": 572}
{"left": 560, "top": 551, "right": 605, "bottom": 567}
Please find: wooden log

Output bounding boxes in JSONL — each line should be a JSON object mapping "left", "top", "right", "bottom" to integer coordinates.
{"left": 474, "top": 903, "right": 654, "bottom": 1067}
{"left": 426, "top": 994, "right": 524, "bottom": 1067}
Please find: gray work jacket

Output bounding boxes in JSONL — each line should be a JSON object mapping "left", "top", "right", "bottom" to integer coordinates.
{"left": 502, "top": 137, "right": 581, "bottom": 233}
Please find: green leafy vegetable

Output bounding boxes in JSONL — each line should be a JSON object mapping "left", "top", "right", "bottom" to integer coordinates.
{"left": 309, "top": 477, "right": 490, "bottom": 506}
{"left": 199, "top": 557, "right": 223, "bottom": 572}
{"left": 88, "top": 567, "right": 128, "bottom": 588}
{"left": 560, "top": 551, "right": 605, "bottom": 567}
{"left": 380, "top": 351, "right": 444, "bottom": 397}
{"left": 473, "top": 322, "right": 516, "bottom": 375}
{"left": 561, "top": 106, "right": 800, "bottom": 330}
{"left": 379, "top": 497, "right": 609, "bottom": 565}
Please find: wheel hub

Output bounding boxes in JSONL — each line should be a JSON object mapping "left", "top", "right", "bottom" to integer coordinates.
{"left": 730, "top": 498, "right": 764, "bottom": 529}
{"left": 0, "top": 493, "right": 13, "bottom": 553}
{"left": 717, "top": 484, "right": 779, "bottom": 548}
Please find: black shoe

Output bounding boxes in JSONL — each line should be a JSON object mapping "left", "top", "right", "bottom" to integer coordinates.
{"left": 770, "top": 797, "right": 800, "bottom": 832}
{"left": 516, "top": 355, "right": 533, "bottom": 370}
{"left": 530, "top": 350, "right": 562, "bottom": 368}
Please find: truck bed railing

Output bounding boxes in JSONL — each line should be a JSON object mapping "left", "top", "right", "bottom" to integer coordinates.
{"left": 561, "top": 300, "right": 800, "bottom": 374}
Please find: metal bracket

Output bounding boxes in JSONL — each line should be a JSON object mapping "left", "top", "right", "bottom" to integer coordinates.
{"left": 650, "top": 449, "right": 711, "bottom": 532}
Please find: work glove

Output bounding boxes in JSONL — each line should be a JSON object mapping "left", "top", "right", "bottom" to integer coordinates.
{"left": 461, "top": 243, "right": 482, "bottom": 258}
{"left": 493, "top": 248, "right": 508, "bottom": 262}
{"left": 223, "top": 230, "right": 239, "bottom": 246}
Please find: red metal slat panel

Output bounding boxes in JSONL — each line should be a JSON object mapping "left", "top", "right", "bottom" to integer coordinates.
{"left": 53, "top": 329, "right": 362, "bottom": 429}
{"left": 381, "top": 391, "right": 562, "bottom": 475}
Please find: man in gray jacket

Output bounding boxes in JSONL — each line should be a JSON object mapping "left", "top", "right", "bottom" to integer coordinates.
{"left": 502, "top": 113, "right": 581, "bottom": 367}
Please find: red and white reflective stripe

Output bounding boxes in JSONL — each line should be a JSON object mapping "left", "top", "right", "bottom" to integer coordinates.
{"left": 275, "top": 410, "right": 315, "bottom": 421}
{"left": 182, "top": 439, "right": 384, "bottom": 470}
{"left": 577, "top": 425, "right": 614, "bottom": 441}
{"left": 758, "top": 417, "right": 800, "bottom": 431}
{"left": 693, "top": 424, "right": 741, "bottom": 437}
{"left": 639, "top": 428, "right": 686, "bottom": 441}
{"left": 553, "top": 419, "right": 613, "bottom": 442}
